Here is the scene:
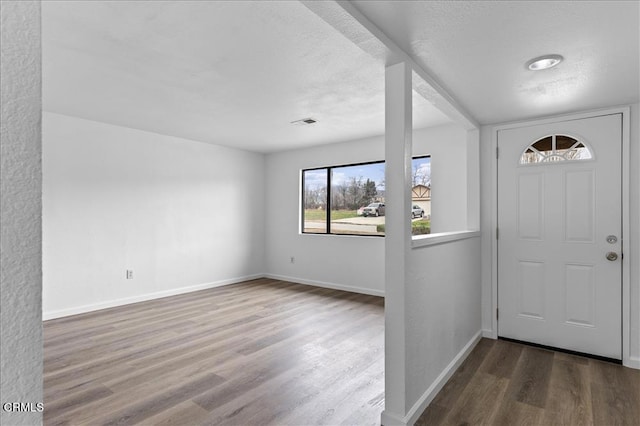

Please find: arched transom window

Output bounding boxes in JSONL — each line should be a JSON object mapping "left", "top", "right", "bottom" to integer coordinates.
{"left": 520, "top": 135, "right": 593, "bottom": 165}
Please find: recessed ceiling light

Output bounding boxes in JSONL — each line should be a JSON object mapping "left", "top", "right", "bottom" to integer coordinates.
{"left": 526, "top": 54, "right": 564, "bottom": 71}
{"left": 291, "top": 118, "right": 317, "bottom": 126}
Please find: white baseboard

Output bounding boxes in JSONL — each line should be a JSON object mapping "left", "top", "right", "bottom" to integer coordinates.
{"left": 380, "top": 410, "right": 406, "bottom": 426}
{"left": 482, "top": 328, "right": 496, "bottom": 339}
{"left": 264, "top": 273, "right": 385, "bottom": 298}
{"left": 42, "top": 274, "right": 263, "bottom": 320}
{"left": 399, "top": 330, "right": 483, "bottom": 426}
{"left": 626, "top": 355, "right": 640, "bottom": 370}
{"left": 43, "top": 273, "right": 383, "bottom": 320}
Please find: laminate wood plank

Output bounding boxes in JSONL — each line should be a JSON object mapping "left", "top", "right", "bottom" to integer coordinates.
{"left": 44, "top": 328, "right": 180, "bottom": 374}
{"left": 44, "top": 279, "right": 385, "bottom": 425}
{"left": 211, "top": 311, "right": 379, "bottom": 382}
{"left": 44, "top": 362, "right": 138, "bottom": 402}
{"left": 590, "top": 382, "right": 640, "bottom": 426}
{"left": 139, "top": 400, "right": 210, "bottom": 426}
{"left": 125, "top": 313, "right": 316, "bottom": 367}
{"left": 45, "top": 317, "right": 196, "bottom": 357}
{"left": 316, "top": 312, "right": 384, "bottom": 350}
{"left": 46, "top": 344, "right": 237, "bottom": 424}
{"left": 96, "top": 373, "right": 225, "bottom": 426}
{"left": 429, "top": 337, "right": 496, "bottom": 409}
{"left": 167, "top": 287, "right": 340, "bottom": 339}
{"left": 211, "top": 373, "right": 323, "bottom": 426}
{"left": 416, "top": 339, "right": 638, "bottom": 426}
{"left": 44, "top": 329, "right": 183, "bottom": 386}
{"left": 210, "top": 283, "right": 328, "bottom": 314}
{"left": 441, "top": 372, "right": 509, "bottom": 426}
{"left": 127, "top": 297, "right": 357, "bottom": 372}
{"left": 542, "top": 359, "right": 593, "bottom": 426}
{"left": 44, "top": 285, "right": 292, "bottom": 345}
{"left": 280, "top": 357, "right": 385, "bottom": 426}
{"left": 491, "top": 399, "right": 544, "bottom": 426}
{"left": 43, "top": 323, "right": 118, "bottom": 347}
{"left": 48, "top": 363, "right": 223, "bottom": 425}
{"left": 590, "top": 358, "right": 640, "bottom": 393}
{"left": 194, "top": 305, "right": 381, "bottom": 413}
{"left": 44, "top": 326, "right": 190, "bottom": 374}
{"left": 45, "top": 287, "right": 636, "bottom": 426}
{"left": 504, "top": 345, "right": 554, "bottom": 408}
{"left": 43, "top": 384, "right": 113, "bottom": 423}
{"left": 50, "top": 319, "right": 188, "bottom": 360}
{"left": 589, "top": 358, "right": 640, "bottom": 425}
{"left": 44, "top": 298, "right": 209, "bottom": 332}
{"left": 44, "top": 297, "right": 214, "bottom": 336}
{"left": 232, "top": 301, "right": 366, "bottom": 356}
{"left": 103, "top": 342, "right": 243, "bottom": 393}
{"left": 75, "top": 310, "right": 208, "bottom": 343}
{"left": 196, "top": 358, "right": 321, "bottom": 425}
{"left": 198, "top": 311, "right": 384, "bottom": 424}
{"left": 478, "top": 338, "right": 523, "bottom": 378}
{"left": 414, "top": 403, "right": 449, "bottom": 426}
{"left": 43, "top": 278, "right": 277, "bottom": 334}
{"left": 554, "top": 351, "right": 589, "bottom": 365}
{"left": 193, "top": 355, "right": 302, "bottom": 412}
{"left": 124, "top": 328, "right": 252, "bottom": 370}
{"left": 48, "top": 292, "right": 320, "bottom": 380}
{"left": 215, "top": 339, "right": 381, "bottom": 426}
{"left": 275, "top": 333, "right": 384, "bottom": 424}
{"left": 257, "top": 284, "right": 336, "bottom": 308}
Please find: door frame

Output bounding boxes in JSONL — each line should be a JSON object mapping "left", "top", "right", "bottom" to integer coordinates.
{"left": 489, "top": 106, "right": 633, "bottom": 367}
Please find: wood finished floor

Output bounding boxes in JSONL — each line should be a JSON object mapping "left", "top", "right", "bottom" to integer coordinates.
{"left": 45, "top": 279, "right": 640, "bottom": 426}
{"left": 43, "top": 278, "right": 385, "bottom": 425}
{"left": 416, "top": 338, "right": 640, "bottom": 426}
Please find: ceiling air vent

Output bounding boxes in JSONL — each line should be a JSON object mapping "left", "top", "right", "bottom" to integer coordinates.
{"left": 291, "top": 118, "right": 317, "bottom": 126}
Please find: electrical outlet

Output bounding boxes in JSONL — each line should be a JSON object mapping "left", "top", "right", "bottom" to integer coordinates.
{"left": 126, "top": 269, "right": 134, "bottom": 279}
{"left": 290, "top": 257, "right": 295, "bottom": 264}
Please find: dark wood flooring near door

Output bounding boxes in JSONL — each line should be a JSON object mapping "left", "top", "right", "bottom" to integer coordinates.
{"left": 43, "top": 278, "right": 385, "bottom": 425}
{"left": 416, "top": 338, "right": 640, "bottom": 426}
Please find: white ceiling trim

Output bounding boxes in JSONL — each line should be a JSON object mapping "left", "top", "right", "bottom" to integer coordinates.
{"left": 301, "top": 0, "right": 479, "bottom": 130}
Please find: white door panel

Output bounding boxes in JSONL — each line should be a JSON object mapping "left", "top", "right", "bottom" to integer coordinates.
{"left": 498, "top": 114, "right": 622, "bottom": 359}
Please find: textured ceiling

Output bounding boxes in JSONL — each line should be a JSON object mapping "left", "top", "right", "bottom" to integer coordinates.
{"left": 43, "top": 1, "right": 639, "bottom": 151}
{"left": 352, "top": 0, "right": 640, "bottom": 125}
{"left": 42, "top": 1, "right": 451, "bottom": 153}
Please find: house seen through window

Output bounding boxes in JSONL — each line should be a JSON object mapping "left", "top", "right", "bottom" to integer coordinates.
{"left": 302, "top": 156, "right": 431, "bottom": 236}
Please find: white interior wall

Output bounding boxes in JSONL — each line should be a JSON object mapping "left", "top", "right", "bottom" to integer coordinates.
{"left": 406, "top": 129, "right": 482, "bottom": 419}
{"left": 264, "top": 123, "right": 468, "bottom": 295}
{"left": 479, "top": 104, "right": 640, "bottom": 366}
{"left": 406, "top": 236, "right": 481, "bottom": 411}
{"left": 0, "top": 2, "right": 43, "bottom": 424}
{"left": 264, "top": 134, "right": 386, "bottom": 295}
{"left": 466, "top": 129, "right": 480, "bottom": 230}
{"left": 42, "top": 112, "right": 265, "bottom": 318}
{"left": 424, "top": 126, "right": 468, "bottom": 233}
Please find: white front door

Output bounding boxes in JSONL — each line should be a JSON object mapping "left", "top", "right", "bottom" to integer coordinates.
{"left": 498, "top": 113, "right": 622, "bottom": 359}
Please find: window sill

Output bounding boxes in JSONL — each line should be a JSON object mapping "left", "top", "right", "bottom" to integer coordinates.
{"left": 411, "top": 230, "right": 480, "bottom": 249}
{"left": 300, "top": 232, "right": 385, "bottom": 238}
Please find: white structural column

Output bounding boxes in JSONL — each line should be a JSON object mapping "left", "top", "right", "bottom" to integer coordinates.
{"left": 382, "top": 61, "right": 413, "bottom": 425}
{"left": 466, "top": 129, "right": 480, "bottom": 231}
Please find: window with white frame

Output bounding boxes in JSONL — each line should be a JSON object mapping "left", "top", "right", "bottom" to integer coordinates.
{"left": 302, "top": 156, "right": 431, "bottom": 236}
